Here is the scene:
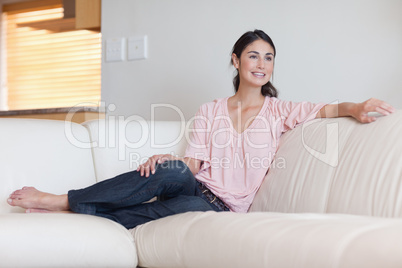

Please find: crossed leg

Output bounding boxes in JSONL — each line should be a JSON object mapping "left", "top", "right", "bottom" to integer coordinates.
{"left": 7, "top": 160, "right": 215, "bottom": 228}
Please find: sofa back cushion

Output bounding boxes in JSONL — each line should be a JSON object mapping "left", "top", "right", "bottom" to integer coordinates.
{"left": 0, "top": 119, "right": 96, "bottom": 213}
{"left": 250, "top": 111, "right": 402, "bottom": 218}
{"left": 82, "top": 119, "right": 188, "bottom": 181}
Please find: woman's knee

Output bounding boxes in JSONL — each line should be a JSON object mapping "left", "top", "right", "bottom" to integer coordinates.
{"left": 156, "top": 160, "right": 195, "bottom": 183}
{"left": 150, "top": 160, "right": 198, "bottom": 199}
{"left": 157, "top": 159, "right": 188, "bottom": 171}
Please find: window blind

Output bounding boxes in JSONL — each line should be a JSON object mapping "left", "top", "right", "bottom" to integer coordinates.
{"left": 3, "top": 1, "right": 101, "bottom": 110}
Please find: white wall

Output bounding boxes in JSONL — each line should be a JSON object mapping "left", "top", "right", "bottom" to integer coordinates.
{"left": 1, "top": 0, "right": 400, "bottom": 116}
{"left": 101, "top": 0, "right": 402, "bottom": 120}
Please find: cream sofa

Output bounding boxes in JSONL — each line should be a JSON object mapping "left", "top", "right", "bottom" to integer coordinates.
{"left": 1, "top": 110, "right": 402, "bottom": 268}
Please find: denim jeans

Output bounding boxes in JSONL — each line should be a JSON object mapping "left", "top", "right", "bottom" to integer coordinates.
{"left": 68, "top": 160, "right": 226, "bottom": 229}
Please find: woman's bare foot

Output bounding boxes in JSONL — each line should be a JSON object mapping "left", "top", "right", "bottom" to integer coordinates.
{"left": 7, "top": 187, "right": 70, "bottom": 212}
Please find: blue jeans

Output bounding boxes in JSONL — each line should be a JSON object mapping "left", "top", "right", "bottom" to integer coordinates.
{"left": 68, "top": 160, "right": 226, "bottom": 229}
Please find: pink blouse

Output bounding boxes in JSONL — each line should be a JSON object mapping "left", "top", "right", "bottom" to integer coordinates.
{"left": 184, "top": 96, "right": 326, "bottom": 212}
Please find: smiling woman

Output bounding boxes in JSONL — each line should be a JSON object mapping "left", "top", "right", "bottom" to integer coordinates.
{"left": 7, "top": 29, "right": 395, "bottom": 230}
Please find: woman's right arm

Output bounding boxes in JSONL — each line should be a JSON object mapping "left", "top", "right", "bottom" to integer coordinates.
{"left": 136, "top": 154, "right": 202, "bottom": 177}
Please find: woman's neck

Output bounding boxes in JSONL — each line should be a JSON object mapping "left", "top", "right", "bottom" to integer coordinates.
{"left": 231, "top": 85, "right": 264, "bottom": 107}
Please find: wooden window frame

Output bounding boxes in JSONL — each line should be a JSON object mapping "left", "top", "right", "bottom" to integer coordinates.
{"left": 0, "top": 0, "right": 101, "bottom": 111}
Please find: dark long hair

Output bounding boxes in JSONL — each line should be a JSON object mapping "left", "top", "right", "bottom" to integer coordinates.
{"left": 231, "top": 29, "right": 278, "bottom": 98}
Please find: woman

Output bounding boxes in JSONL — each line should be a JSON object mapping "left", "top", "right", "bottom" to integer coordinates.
{"left": 7, "top": 30, "right": 395, "bottom": 229}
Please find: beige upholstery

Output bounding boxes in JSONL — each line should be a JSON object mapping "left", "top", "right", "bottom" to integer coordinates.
{"left": 132, "top": 211, "right": 402, "bottom": 268}
{"left": 0, "top": 119, "right": 137, "bottom": 268}
{"left": 1, "top": 214, "right": 137, "bottom": 267}
{"left": 82, "top": 119, "right": 188, "bottom": 182}
{"left": 1, "top": 111, "right": 401, "bottom": 267}
{"left": 0, "top": 119, "right": 96, "bottom": 213}
{"left": 130, "top": 111, "right": 402, "bottom": 268}
{"left": 250, "top": 111, "right": 402, "bottom": 217}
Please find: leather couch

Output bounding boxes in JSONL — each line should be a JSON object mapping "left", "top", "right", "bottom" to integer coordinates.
{"left": 1, "top": 110, "right": 401, "bottom": 267}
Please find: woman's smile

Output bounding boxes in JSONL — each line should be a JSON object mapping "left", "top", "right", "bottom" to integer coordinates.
{"left": 251, "top": 72, "right": 266, "bottom": 78}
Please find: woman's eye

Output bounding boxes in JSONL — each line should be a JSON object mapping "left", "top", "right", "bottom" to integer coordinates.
{"left": 265, "top": 57, "right": 273, "bottom": 61}
{"left": 250, "top": 55, "right": 257, "bottom": 59}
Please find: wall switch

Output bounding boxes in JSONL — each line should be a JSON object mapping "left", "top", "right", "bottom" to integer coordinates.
{"left": 106, "top": 38, "right": 124, "bottom": 62}
{"left": 128, "top": 36, "right": 148, "bottom": 60}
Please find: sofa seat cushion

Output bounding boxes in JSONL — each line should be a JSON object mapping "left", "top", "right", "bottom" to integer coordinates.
{"left": 0, "top": 213, "right": 137, "bottom": 268}
{"left": 131, "top": 211, "right": 402, "bottom": 268}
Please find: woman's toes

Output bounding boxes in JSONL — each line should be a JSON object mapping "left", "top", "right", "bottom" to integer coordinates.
{"left": 7, "top": 197, "right": 20, "bottom": 206}
{"left": 10, "top": 188, "right": 25, "bottom": 197}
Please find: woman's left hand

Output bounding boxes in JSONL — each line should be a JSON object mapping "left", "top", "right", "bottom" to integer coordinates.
{"left": 350, "top": 98, "right": 396, "bottom": 123}
{"left": 136, "top": 154, "right": 181, "bottom": 177}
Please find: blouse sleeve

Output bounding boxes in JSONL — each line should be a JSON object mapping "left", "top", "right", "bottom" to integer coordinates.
{"left": 184, "top": 104, "right": 212, "bottom": 171}
{"left": 273, "top": 98, "right": 327, "bottom": 132}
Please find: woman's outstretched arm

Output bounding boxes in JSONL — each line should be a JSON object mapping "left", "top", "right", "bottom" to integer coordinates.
{"left": 316, "top": 98, "right": 396, "bottom": 123}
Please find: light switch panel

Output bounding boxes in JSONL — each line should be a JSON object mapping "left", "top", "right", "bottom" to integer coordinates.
{"left": 106, "top": 38, "right": 124, "bottom": 62}
{"left": 128, "top": 36, "right": 148, "bottom": 60}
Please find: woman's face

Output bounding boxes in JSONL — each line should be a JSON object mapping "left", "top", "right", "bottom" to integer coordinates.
{"left": 232, "top": 39, "right": 275, "bottom": 90}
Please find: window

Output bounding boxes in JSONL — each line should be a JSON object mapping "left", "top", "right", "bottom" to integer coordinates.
{"left": 1, "top": 0, "right": 101, "bottom": 110}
